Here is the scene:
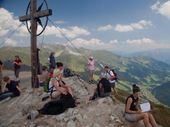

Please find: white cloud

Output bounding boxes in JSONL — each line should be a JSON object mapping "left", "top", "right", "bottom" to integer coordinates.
{"left": 3, "top": 38, "right": 17, "bottom": 47}
{"left": 44, "top": 25, "right": 90, "bottom": 38}
{"left": 126, "top": 38, "right": 155, "bottom": 45}
{"left": 0, "top": 8, "right": 29, "bottom": 38}
{"left": 109, "top": 40, "right": 118, "bottom": 44}
{"left": 114, "top": 20, "right": 152, "bottom": 32}
{"left": 0, "top": 8, "right": 90, "bottom": 47}
{"left": 97, "top": 24, "right": 114, "bottom": 31}
{"left": 151, "top": 1, "right": 160, "bottom": 11}
{"left": 65, "top": 38, "right": 119, "bottom": 50}
{"left": 151, "top": 1, "right": 170, "bottom": 19}
{"left": 0, "top": 27, "right": 9, "bottom": 37}
{"left": 0, "top": 8, "right": 20, "bottom": 29}
{"left": 70, "top": 38, "right": 104, "bottom": 48}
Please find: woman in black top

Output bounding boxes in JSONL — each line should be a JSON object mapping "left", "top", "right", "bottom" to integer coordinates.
{"left": 125, "top": 84, "right": 157, "bottom": 127}
{"left": 0, "top": 76, "right": 21, "bottom": 101}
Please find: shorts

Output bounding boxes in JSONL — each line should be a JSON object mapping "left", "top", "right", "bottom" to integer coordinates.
{"left": 124, "top": 113, "right": 141, "bottom": 122}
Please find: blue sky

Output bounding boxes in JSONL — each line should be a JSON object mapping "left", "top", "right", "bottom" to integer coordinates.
{"left": 0, "top": 0, "right": 170, "bottom": 53}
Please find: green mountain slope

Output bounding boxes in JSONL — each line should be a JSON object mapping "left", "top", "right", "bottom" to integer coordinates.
{"left": 152, "top": 81, "right": 170, "bottom": 107}
{"left": 1, "top": 46, "right": 170, "bottom": 105}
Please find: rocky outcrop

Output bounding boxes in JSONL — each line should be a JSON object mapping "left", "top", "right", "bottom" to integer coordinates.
{"left": 0, "top": 76, "right": 160, "bottom": 127}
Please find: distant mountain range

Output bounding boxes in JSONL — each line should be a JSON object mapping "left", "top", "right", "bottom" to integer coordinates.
{"left": 0, "top": 45, "right": 170, "bottom": 106}
{"left": 130, "top": 48, "right": 170, "bottom": 65}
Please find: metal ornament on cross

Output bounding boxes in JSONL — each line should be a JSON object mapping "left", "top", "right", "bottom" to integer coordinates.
{"left": 20, "top": 0, "right": 52, "bottom": 36}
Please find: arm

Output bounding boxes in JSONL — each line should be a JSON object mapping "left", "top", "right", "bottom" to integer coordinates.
{"left": 136, "top": 97, "right": 141, "bottom": 111}
{"left": 125, "top": 98, "right": 141, "bottom": 114}
{"left": 51, "top": 79, "right": 67, "bottom": 94}
{"left": 108, "top": 71, "right": 115, "bottom": 80}
{"left": 16, "top": 85, "right": 21, "bottom": 93}
{"left": 18, "top": 60, "right": 22, "bottom": 66}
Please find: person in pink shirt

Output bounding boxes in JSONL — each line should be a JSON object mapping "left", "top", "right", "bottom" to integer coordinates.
{"left": 87, "top": 56, "right": 95, "bottom": 83}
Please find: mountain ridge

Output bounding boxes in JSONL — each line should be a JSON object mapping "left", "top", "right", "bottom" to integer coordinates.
{"left": 0, "top": 45, "right": 170, "bottom": 106}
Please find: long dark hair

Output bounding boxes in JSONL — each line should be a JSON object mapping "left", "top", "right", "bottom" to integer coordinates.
{"left": 132, "top": 84, "right": 140, "bottom": 93}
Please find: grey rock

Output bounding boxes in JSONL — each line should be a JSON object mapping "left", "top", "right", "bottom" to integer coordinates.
{"left": 56, "top": 113, "right": 65, "bottom": 121}
{"left": 29, "top": 123, "right": 36, "bottom": 127}
{"left": 73, "top": 108, "right": 79, "bottom": 115}
{"left": 92, "top": 123, "right": 101, "bottom": 127}
{"left": 0, "top": 97, "right": 11, "bottom": 104}
{"left": 67, "top": 108, "right": 74, "bottom": 115}
{"left": 75, "top": 114, "right": 83, "bottom": 122}
{"left": 67, "top": 120, "right": 76, "bottom": 127}
{"left": 83, "top": 114, "right": 88, "bottom": 120}
{"left": 98, "top": 98, "right": 106, "bottom": 104}
{"left": 29, "top": 110, "right": 39, "bottom": 121}
{"left": 64, "top": 117, "right": 69, "bottom": 122}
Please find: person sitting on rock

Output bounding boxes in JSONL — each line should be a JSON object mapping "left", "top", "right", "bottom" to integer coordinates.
{"left": 0, "top": 76, "right": 21, "bottom": 101}
{"left": 49, "top": 62, "right": 73, "bottom": 98}
{"left": 100, "top": 66, "right": 116, "bottom": 94}
{"left": 125, "top": 84, "right": 158, "bottom": 127}
{"left": 89, "top": 78, "right": 111, "bottom": 100}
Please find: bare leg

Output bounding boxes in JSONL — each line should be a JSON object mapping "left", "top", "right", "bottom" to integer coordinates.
{"left": 142, "top": 113, "right": 152, "bottom": 127}
{"left": 148, "top": 113, "right": 158, "bottom": 127}
{"left": 63, "top": 85, "right": 73, "bottom": 96}
{"left": 88, "top": 70, "right": 92, "bottom": 82}
{"left": 67, "top": 87, "right": 73, "bottom": 96}
{"left": 90, "top": 71, "right": 94, "bottom": 81}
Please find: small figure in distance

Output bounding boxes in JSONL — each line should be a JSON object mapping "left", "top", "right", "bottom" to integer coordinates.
{"left": 49, "top": 52, "right": 56, "bottom": 74}
{"left": 87, "top": 56, "right": 95, "bottom": 84}
{"left": 13, "top": 55, "right": 22, "bottom": 82}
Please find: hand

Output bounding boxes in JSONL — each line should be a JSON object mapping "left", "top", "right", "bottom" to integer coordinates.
{"left": 61, "top": 89, "right": 67, "bottom": 95}
{"left": 136, "top": 110, "right": 142, "bottom": 114}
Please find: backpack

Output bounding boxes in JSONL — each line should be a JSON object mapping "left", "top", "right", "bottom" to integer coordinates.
{"left": 43, "top": 74, "right": 53, "bottom": 93}
{"left": 109, "top": 69, "right": 118, "bottom": 81}
{"left": 63, "top": 68, "right": 74, "bottom": 77}
{"left": 39, "top": 93, "right": 76, "bottom": 115}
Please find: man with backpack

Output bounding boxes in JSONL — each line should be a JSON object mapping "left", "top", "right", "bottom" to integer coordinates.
{"left": 100, "top": 66, "right": 117, "bottom": 93}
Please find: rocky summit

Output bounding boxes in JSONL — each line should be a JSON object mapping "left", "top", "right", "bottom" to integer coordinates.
{"left": 0, "top": 71, "right": 162, "bottom": 127}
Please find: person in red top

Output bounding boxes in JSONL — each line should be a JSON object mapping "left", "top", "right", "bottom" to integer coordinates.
{"left": 13, "top": 55, "right": 22, "bottom": 81}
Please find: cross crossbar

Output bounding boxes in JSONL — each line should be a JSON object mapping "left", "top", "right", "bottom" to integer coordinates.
{"left": 19, "top": 9, "right": 52, "bottom": 22}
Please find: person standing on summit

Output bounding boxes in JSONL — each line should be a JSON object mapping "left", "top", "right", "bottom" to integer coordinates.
{"left": 87, "top": 56, "right": 95, "bottom": 83}
{"left": 13, "top": 55, "right": 22, "bottom": 82}
{"left": 49, "top": 52, "right": 56, "bottom": 73}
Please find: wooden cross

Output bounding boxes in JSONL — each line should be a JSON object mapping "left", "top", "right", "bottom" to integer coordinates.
{"left": 19, "top": 0, "right": 52, "bottom": 88}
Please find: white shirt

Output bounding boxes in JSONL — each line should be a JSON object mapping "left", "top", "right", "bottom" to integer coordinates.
{"left": 101, "top": 70, "right": 115, "bottom": 84}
